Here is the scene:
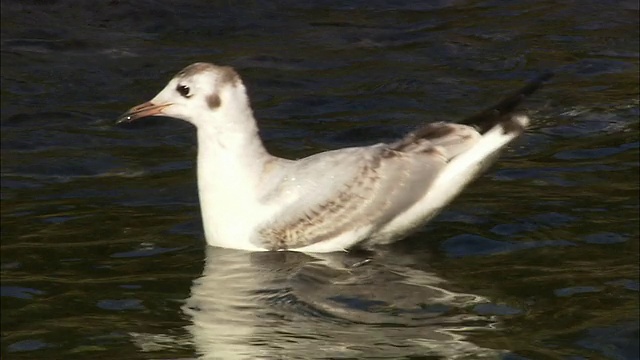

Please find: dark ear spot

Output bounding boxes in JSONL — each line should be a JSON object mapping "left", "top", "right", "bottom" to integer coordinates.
{"left": 207, "top": 94, "right": 221, "bottom": 109}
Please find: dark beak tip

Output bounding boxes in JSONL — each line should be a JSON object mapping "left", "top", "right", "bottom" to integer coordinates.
{"left": 115, "top": 114, "right": 133, "bottom": 125}
{"left": 115, "top": 101, "right": 167, "bottom": 125}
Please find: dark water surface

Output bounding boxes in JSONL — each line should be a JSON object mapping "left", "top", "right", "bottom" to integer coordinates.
{"left": 2, "top": 1, "right": 638, "bottom": 359}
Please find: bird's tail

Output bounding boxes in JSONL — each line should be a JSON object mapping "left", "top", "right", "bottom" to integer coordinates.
{"left": 458, "top": 71, "right": 554, "bottom": 133}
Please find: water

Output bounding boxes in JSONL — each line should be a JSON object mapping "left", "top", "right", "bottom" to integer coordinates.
{"left": 1, "top": 1, "right": 638, "bottom": 359}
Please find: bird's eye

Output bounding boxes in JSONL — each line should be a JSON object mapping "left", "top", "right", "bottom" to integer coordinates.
{"left": 176, "top": 84, "right": 191, "bottom": 98}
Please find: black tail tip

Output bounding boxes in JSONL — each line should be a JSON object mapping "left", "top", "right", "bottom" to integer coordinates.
{"left": 457, "top": 70, "right": 555, "bottom": 132}
{"left": 537, "top": 71, "right": 555, "bottom": 83}
{"left": 529, "top": 71, "right": 555, "bottom": 90}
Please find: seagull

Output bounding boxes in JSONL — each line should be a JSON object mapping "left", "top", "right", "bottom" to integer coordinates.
{"left": 117, "top": 62, "right": 552, "bottom": 253}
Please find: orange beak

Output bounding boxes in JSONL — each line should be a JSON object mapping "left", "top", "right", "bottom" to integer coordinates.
{"left": 116, "top": 101, "right": 171, "bottom": 124}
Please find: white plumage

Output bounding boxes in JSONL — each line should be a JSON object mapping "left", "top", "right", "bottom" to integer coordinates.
{"left": 118, "top": 63, "right": 552, "bottom": 252}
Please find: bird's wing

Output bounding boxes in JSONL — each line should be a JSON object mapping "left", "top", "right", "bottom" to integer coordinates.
{"left": 255, "top": 72, "right": 553, "bottom": 251}
{"left": 255, "top": 123, "right": 481, "bottom": 251}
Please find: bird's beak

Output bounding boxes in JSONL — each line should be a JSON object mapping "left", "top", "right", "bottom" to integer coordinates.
{"left": 116, "top": 101, "right": 171, "bottom": 124}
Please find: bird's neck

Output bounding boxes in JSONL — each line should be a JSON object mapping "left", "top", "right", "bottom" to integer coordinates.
{"left": 195, "top": 108, "right": 272, "bottom": 246}
{"left": 196, "top": 84, "right": 272, "bottom": 188}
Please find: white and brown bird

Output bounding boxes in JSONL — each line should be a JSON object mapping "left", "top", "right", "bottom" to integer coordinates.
{"left": 118, "top": 63, "right": 552, "bottom": 252}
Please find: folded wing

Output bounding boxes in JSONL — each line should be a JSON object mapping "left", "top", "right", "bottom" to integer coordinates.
{"left": 256, "top": 72, "right": 553, "bottom": 251}
{"left": 256, "top": 123, "right": 481, "bottom": 251}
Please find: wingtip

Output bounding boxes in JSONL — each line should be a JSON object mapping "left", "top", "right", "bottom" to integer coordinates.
{"left": 537, "top": 71, "right": 555, "bottom": 83}
{"left": 458, "top": 71, "right": 554, "bottom": 133}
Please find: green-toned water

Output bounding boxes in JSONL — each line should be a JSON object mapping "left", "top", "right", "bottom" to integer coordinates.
{"left": 2, "top": 1, "right": 638, "bottom": 359}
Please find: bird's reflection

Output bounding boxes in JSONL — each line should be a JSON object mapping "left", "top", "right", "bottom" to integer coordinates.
{"left": 181, "top": 247, "right": 504, "bottom": 359}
